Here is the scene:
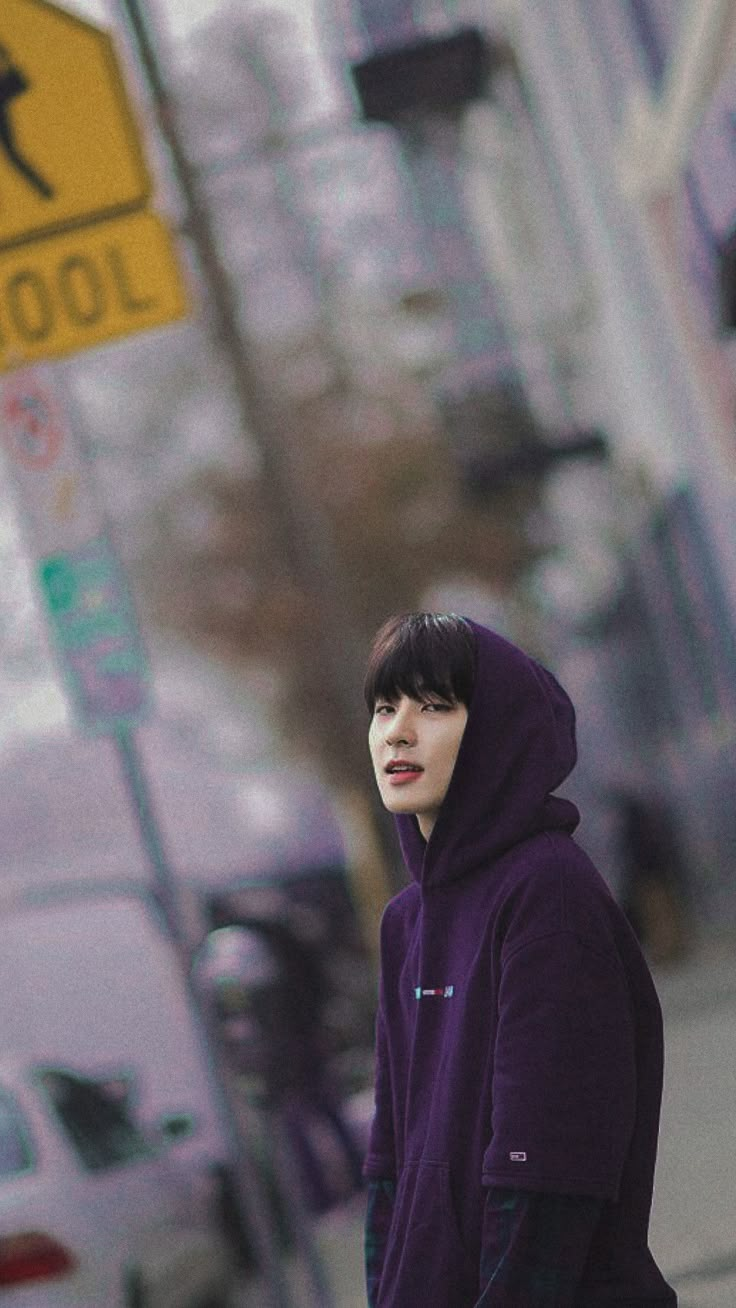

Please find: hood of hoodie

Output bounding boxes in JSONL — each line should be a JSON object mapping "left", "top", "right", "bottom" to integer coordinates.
{"left": 395, "top": 620, "right": 580, "bottom": 888}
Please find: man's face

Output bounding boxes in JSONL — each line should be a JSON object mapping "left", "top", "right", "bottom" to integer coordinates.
{"left": 368, "top": 692, "right": 468, "bottom": 840}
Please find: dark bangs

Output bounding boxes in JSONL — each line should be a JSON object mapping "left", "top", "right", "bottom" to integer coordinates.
{"left": 364, "top": 613, "right": 476, "bottom": 711}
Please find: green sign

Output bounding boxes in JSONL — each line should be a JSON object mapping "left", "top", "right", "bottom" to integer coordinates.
{"left": 38, "top": 534, "right": 150, "bottom": 732}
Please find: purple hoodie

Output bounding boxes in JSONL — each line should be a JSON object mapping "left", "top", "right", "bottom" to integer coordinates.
{"left": 365, "top": 621, "right": 676, "bottom": 1306}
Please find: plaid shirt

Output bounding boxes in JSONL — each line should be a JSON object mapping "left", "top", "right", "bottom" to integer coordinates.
{"left": 366, "top": 1180, "right": 603, "bottom": 1307}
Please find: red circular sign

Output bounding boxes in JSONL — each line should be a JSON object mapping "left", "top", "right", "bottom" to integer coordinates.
{"left": 2, "top": 381, "right": 63, "bottom": 470}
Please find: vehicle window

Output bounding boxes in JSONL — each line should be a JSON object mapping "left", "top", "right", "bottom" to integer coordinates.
{"left": 37, "top": 1071, "right": 153, "bottom": 1173}
{"left": 0, "top": 1089, "right": 35, "bottom": 1176}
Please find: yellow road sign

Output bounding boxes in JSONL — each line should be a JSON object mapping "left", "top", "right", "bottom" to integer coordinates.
{"left": 0, "top": 209, "right": 189, "bottom": 370}
{"left": 0, "top": 0, "right": 150, "bottom": 251}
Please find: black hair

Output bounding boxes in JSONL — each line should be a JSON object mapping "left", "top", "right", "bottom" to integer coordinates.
{"left": 364, "top": 613, "right": 476, "bottom": 712}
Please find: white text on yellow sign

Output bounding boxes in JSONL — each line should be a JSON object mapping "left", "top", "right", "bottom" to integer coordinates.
{"left": 0, "top": 211, "right": 190, "bottom": 371}
{"left": 0, "top": 0, "right": 150, "bottom": 250}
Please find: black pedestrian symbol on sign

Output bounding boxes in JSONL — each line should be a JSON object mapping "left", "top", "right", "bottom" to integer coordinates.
{"left": 0, "top": 44, "right": 54, "bottom": 200}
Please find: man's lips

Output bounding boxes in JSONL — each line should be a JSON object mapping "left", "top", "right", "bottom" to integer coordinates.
{"left": 385, "top": 760, "right": 424, "bottom": 786}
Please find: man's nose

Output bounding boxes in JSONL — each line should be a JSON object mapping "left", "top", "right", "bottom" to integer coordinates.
{"left": 386, "top": 705, "right": 416, "bottom": 745}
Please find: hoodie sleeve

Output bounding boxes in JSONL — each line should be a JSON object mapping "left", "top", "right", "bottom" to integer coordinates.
{"left": 483, "top": 930, "right": 637, "bottom": 1199}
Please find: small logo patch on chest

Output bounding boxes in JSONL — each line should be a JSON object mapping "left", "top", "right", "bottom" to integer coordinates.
{"left": 414, "top": 985, "right": 454, "bottom": 999}
{"left": 509, "top": 1151, "right": 527, "bottom": 1162}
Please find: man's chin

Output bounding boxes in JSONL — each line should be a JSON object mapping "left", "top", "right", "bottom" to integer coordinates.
{"left": 381, "top": 792, "right": 420, "bottom": 814}
{"left": 382, "top": 795, "right": 429, "bottom": 819}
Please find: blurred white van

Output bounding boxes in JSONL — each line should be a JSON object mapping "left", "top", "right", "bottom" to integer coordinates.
{"left": 0, "top": 893, "right": 229, "bottom": 1181}
{"left": 0, "top": 1055, "right": 234, "bottom": 1306}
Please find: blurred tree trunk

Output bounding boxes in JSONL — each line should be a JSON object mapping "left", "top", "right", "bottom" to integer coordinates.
{"left": 120, "top": 0, "right": 543, "bottom": 948}
{"left": 140, "top": 336, "right": 541, "bottom": 946}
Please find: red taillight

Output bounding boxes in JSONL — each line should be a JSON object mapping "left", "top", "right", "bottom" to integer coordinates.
{"left": 0, "top": 1231, "right": 77, "bottom": 1285}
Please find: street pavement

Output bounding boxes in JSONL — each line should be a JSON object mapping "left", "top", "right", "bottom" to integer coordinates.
{"left": 648, "top": 930, "right": 736, "bottom": 1307}
{"left": 235, "top": 929, "right": 736, "bottom": 1307}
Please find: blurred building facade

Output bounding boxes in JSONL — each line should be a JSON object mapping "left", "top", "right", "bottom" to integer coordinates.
{"left": 315, "top": 0, "right": 736, "bottom": 927}
{"left": 501, "top": 1, "right": 736, "bottom": 928}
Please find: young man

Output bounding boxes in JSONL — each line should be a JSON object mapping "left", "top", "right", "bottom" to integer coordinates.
{"left": 363, "top": 613, "right": 677, "bottom": 1307}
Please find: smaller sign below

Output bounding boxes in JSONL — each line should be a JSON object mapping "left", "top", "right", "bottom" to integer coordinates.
{"left": 0, "top": 210, "right": 189, "bottom": 372}
{"left": 37, "top": 533, "right": 151, "bottom": 733}
{"left": 1, "top": 367, "right": 101, "bottom": 552}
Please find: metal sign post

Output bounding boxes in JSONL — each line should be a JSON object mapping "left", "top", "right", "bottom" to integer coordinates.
{"left": 1, "top": 363, "right": 296, "bottom": 1308}
{"left": 0, "top": 1, "right": 303, "bottom": 1298}
{"left": 112, "top": 722, "right": 298, "bottom": 1308}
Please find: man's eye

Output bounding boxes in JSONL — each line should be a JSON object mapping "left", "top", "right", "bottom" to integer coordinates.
{"left": 374, "top": 703, "right": 394, "bottom": 716}
{"left": 421, "top": 700, "right": 451, "bottom": 712}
